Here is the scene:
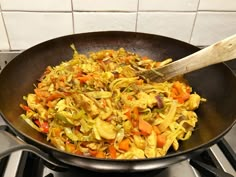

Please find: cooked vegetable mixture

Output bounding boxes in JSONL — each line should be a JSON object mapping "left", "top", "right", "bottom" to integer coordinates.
{"left": 20, "top": 46, "right": 205, "bottom": 159}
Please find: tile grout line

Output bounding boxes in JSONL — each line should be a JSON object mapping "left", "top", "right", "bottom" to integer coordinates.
{"left": 137, "top": 10, "right": 236, "bottom": 13}
{"left": 189, "top": 0, "right": 201, "bottom": 44}
{"left": 0, "top": 9, "right": 236, "bottom": 13}
{"left": 0, "top": 4, "right": 12, "bottom": 50}
{"left": 135, "top": 0, "right": 139, "bottom": 32}
{"left": 71, "top": 0, "right": 75, "bottom": 34}
{"left": 0, "top": 9, "right": 137, "bottom": 13}
{"left": 0, "top": 10, "right": 72, "bottom": 13}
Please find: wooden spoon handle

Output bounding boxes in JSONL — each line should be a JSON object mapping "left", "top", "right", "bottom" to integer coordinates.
{"left": 139, "top": 34, "right": 236, "bottom": 82}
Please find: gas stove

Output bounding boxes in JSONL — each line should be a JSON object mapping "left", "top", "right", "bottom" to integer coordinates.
{"left": 0, "top": 52, "right": 235, "bottom": 177}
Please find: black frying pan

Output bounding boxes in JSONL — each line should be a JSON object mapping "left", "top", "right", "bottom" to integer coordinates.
{"left": 0, "top": 31, "right": 235, "bottom": 172}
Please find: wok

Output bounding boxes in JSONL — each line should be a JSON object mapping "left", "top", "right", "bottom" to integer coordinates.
{"left": 0, "top": 31, "right": 235, "bottom": 172}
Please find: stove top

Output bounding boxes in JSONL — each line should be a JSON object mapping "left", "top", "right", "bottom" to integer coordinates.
{"left": 0, "top": 52, "right": 235, "bottom": 177}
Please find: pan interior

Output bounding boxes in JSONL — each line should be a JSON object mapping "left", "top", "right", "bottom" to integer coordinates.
{"left": 0, "top": 31, "right": 235, "bottom": 158}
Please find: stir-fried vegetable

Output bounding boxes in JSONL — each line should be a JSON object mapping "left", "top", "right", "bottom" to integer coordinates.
{"left": 20, "top": 46, "right": 205, "bottom": 159}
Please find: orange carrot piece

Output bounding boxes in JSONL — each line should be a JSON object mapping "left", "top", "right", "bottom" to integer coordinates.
{"left": 78, "top": 75, "right": 92, "bottom": 84}
{"left": 96, "top": 151, "right": 105, "bottom": 158}
{"left": 133, "top": 107, "right": 139, "bottom": 120}
{"left": 171, "top": 81, "right": 190, "bottom": 103}
{"left": 46, "top": 101, "right": 54, "bottom": 108}
{"left": 109, "top": 144, "right": 117, "bottom": 159}
{"left": 127, "top": 95, "right": 133, "bottom": 100}
{"left": 142, "top": 56, "right": 149, "bottom": 60}
{"left": 131, "top": 107, "right": 139, "bottom": 127}
{"left": 157, "top": 134, "right": 166, "bottom": 148}
{"left": 20, "top": 104, "right": 31, "bottom": 112}
{"left": 47, "top": 93, "right": 63, "bottom": 102}
{"left": 173, "top": 81, "right": 183, "bottom": 93}
{"left": 74, "top": 149, "right": 83, "bottom": 155}
{"left": 135, "top": 79, "right": 144, "bottom": 85}
{"left": 138, "top": 118, "right": 153, "bottom": 135}
{"left": 119, "top": 139, "right": 130, "bottom": 151}
{"left": 155, "top": 62, "right": 161, "bottom": 67}
{"left": 124, "top": 106, "right": 131, "bottom": 120}
{"left": 101, "top": 99, "right": 107, "bottom": 108}
{"left": 89, "top": 149, "right": 97, "bottom": 156}
{"left": 153, "top": 125, "right": 161, "bottom": 135}
{"left": 53, "top": 127, "right": 61, "bottom": 137}
{"left": 66, "top": 143, "right": 76, "bottom": 152}
{"left": 34, "top": 120, "right": 49, "bottom": 133}
{"left": 132, "top": 130, "right": 141, "bottom": 135}
{"left": 34, "top": 89, "right": 50, "bottom": 98}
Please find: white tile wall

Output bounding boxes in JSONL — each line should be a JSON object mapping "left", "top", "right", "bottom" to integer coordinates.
{"left": 72, "top": 0, "right": 138, "bottom": 11}
{"left": 74, "top": 12, "right": 136, "bottom": 33}
{"left": 0, "top": 0, "right": 72, "bottom": 11}
{"left": 3, "top": 12, "right": 73, "bottom": 50}
{"left": 0, "top": 13, "right": 9, "bottom": 50}
{"left": 199, "top": 0, "right": 236, "bottom": 11}
{"left": 0, "top": 0, "right": 235, "bottom": 50}
{"left": 191, "top": 12, "right": 236, "bottom": 46}
{"left": 139, "top": 0, "right": 199, "bottom": 11}
{"left": 137, "top": 12, "right": 196, "bottom": 42}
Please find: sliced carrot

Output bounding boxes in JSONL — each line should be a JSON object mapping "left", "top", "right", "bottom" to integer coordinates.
{"left": 153, "top": 125, "right": 161, "bottom": 135}
{"left": 176, "top": 93, "right": 190, "bottom": 104}
{"left": 138, "top": 118, "right": 153, "bottom": 135}
{"left": 96, "top": 151, "right": 105, "bottom": 158}
{"left": 135, "top": 79, "right": 144, "bottom": 85}
{"left": 46, "top": 92, "right": 63, "bottom": 102}
{"left": 131, "top": 107, "right": 139, "bottom": 127}
{"left": 173, "top": 81, "right": 183, "bottom": 94}
{"left": 58, "top": 81, "right": 66, "bottom": 87}
{"left": 132, "top": 120, "right": 138, "bottom": 127}
{"left": 119, "top": 138, "right": 130, "bottom": 151}
{"left": 78, "top": 74, "right": 92, "bottom": 84}
{"left": 20, "top": 104, "right": 31, "bottom": 112}
{"left": 101, "top": 99, "right": 107, "bottom": 108}
{"left": 34, "top": 89, "right": 50, "bottom": 98}
{"left": 125, "top": 108, "right": 131, "bottom": 120}
{"left": 140, "top": 130, "right": 150, "bottom": 136}
{"left": 155, "top": 62, "right": 161, "bottom": 67}
{"left": 157, "top": 134, "right": 166, "bottom": 148}
{"left": 46, "top": 101, "right": 54, "bottom": 108}
{"left": 66, "top": 143, "right": 76, "bottom": 152}
{"left": 171, "top": 87, "right": 178, "bottom": 97}
{"left": 37, "top": 82, "right": 45, "bottom": 88}
{"left": 142, "top": 56, "right": 149, "bottom": 60}
{"left": 41, "top": 121, "right": 49, "bottom": 133}
{"left": 109, "top": 144, "right": 117, "bottom": 159}
{"left": 171, "top": 81, "right": 190, "bottom": 103}
{"left": 76, "top": 72, "right": 83, "bottom": 77}
{"left": 124, "top": 106, "right": 131, "bottom": 120}
{"left": 89, "top": 149, "right": 97, "bottom": 156}
{"left": 74, "top": 149, "right": 83, "bottom": 155}
{"left": 52, "top": 127, "right": 61, "bottom": 137}
{"left": 132, "top": 130, "right": 141, "bottom": 135}
{"left": 133, "top": 107, "right": 139, "bottom": 120}
{"left": 186, "top": 86, "right": 192, "bottom": 94}
{"left": 127, "top": 95, "right": 133, "bottom": 100}
{"left": 124, "top": 56, "right": 133, "bottom": 64}
{"left": 34, "top": 120, "right": 49, "bottom": 133}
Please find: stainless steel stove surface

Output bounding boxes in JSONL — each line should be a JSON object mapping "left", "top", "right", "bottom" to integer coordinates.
{"left": 0, "top": 52, "right": 235, "bottom": 177}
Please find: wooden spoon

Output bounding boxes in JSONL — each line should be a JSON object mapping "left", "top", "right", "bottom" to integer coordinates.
{"left": 138, "top": 34, "right": 236, "bottom": 82}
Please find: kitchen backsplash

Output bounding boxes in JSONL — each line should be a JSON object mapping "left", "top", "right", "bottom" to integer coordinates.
{"left": 0, "top": 0, "right": 236, "bottom": 50}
